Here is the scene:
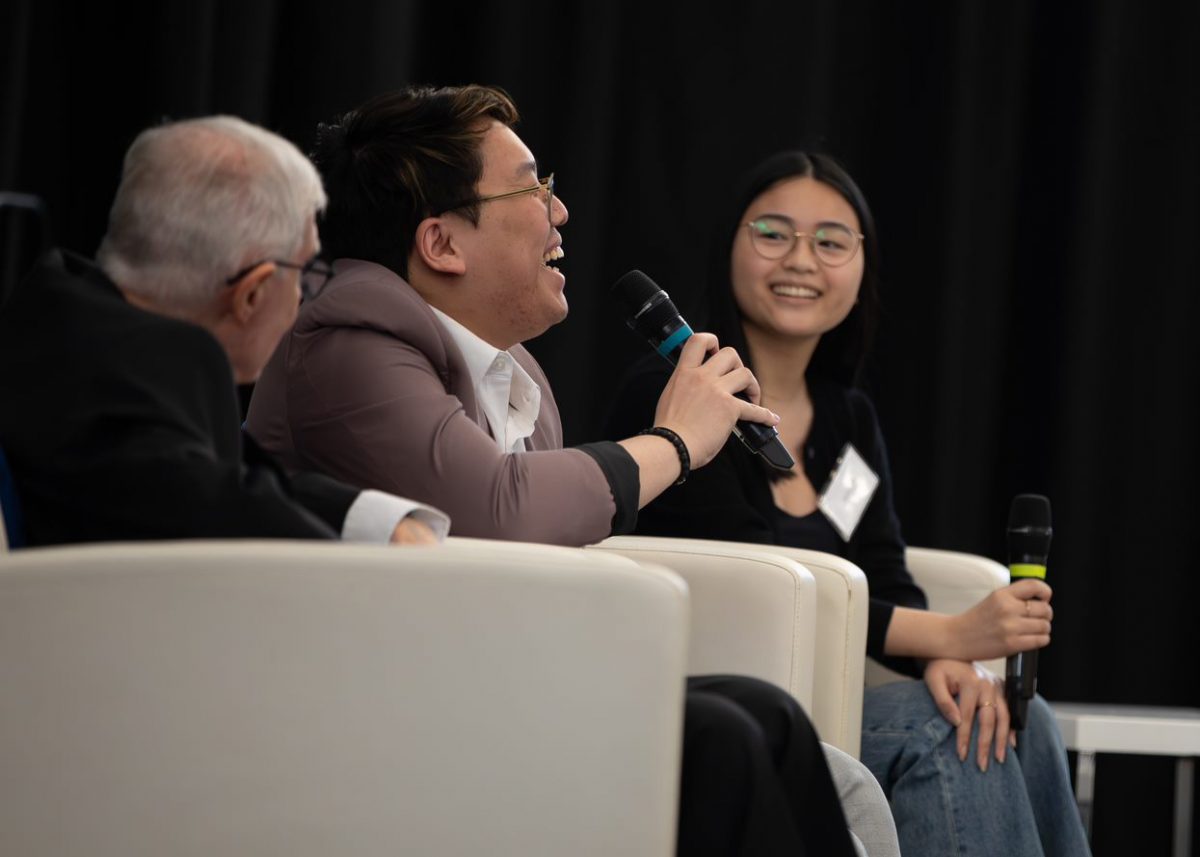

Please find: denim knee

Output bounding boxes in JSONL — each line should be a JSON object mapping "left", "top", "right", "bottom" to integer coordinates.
{"left": 862, "top": 679, "right": 945, "bottom": 733}
{"left": 1023, "top": 695, "right": 1065, "bottom": 746}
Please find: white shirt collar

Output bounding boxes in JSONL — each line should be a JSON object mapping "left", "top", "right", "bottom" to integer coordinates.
{"left": 429, "top": 307, "right": 541, "bottom": 452}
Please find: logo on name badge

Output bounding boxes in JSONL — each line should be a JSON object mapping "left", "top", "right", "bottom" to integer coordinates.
{"left": 817, "top": 443, "right": 880, "bottom": 541}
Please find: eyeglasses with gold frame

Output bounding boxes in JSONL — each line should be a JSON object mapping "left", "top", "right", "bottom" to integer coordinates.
{"left": 745, "top": 216, "right": 864, "bottom": 267}
{"left": 440, "top": 173, "right": 556, "bottom": 221}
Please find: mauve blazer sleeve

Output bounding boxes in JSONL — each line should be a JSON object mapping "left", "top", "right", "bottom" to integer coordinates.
{"left": 247, "top": 260, "right": 634, "bottom": 546}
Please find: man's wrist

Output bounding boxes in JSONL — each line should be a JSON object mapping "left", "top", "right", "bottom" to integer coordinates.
{"left": 343, "top": 489, "right": 450, "bottom": 543}
{"left": 637, "top": 426, "right": 690, "bottom": 485}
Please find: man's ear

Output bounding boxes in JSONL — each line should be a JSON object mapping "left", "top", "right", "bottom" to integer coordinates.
{"left": 226, "top": 262, "right": 276, "bottom": 324}
{"left": 413, "top": 216, "right": 467, "bottom": 276}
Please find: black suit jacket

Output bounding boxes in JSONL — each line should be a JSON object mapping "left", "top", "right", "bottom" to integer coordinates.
{"left": 0, "top": 250, "right": 355, "bottom": 545}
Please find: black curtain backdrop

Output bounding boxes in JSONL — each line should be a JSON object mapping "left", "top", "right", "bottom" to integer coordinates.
{"left": 4, "top": 1, "right": 1198, "bottom": 851}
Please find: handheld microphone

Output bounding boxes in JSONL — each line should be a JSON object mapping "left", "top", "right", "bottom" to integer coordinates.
{"left": 612, "top": 269, "right": 794, "bottom": 471}
{"left": 1004, "top": 493, "right": 1052, "bottom": 730}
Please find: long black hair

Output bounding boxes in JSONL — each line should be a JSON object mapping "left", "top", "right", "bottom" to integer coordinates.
{"left": 703, "top": 151, "right": 881, "bottom": 388}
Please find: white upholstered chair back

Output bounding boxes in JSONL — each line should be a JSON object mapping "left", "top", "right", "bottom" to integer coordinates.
{"left": 592, "top": 536, "right": 869, "bottom": 757}
{"left": 591, "top": 535, "right": 818, "bottom": 711}
{"left": 0, "top": 538, "right": 690, "bottom": 857}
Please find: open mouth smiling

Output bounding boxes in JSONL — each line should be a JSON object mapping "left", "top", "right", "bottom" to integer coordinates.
{"left": 770, "top": 283, "right": 820, "bottom": 298}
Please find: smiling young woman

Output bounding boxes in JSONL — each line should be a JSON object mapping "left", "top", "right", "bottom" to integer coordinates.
{"left": 606, "top": 150, "right": 1091, "bottom": 857}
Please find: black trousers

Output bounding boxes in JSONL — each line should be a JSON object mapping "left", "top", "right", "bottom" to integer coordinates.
{"left": 679, "top": 676, "right": 856, "bottom": 857}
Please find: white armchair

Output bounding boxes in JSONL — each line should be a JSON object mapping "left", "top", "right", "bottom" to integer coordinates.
{"left": 0, "top": 538, "right": 690, "bottom": 857}
{"left": 589, "top": 535, "right": 818, "bottom": 710}
{"left": 589, "top": 538, "right": 1008, "bottom": 760}
{"left": 590, "top": 536, "right": 869, "bottom": 757}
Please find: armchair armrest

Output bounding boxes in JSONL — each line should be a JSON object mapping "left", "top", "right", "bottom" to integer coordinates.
{"left": 590, "top": 535, "right": 817, "bottom": 712}
{"left": 591, "top": 537, "right": 868, "bottom": 758}
{"left": 753, "top": 546, "right": 869, "bottom": 758}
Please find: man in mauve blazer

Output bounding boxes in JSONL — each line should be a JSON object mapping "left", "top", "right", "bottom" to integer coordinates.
{"left": 247, "top": 86, "right": 777, "bottom": 548}
{"left": 245, "top": 85, "right": 876, "bottom": 857}
{"left": 0, "top": 116, "right": 444, "bottom": 547}
{"left": 248, "top": 256, "right": 642, "bottom": 546}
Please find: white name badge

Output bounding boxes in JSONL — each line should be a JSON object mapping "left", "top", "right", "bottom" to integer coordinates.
{"left": 817, "top": 443, "right": 880, "bottom": 542}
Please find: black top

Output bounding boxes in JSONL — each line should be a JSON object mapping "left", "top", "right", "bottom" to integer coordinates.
{"left": 0, "top": 250, "right": 358, "bottom": 545}
{"left": 606, "top": 354, "right": 928, "bottom": 676}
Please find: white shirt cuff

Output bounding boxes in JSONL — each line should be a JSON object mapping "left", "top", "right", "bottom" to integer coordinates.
{"left": 341, "top": 489, "right": 451, "bottom": 543}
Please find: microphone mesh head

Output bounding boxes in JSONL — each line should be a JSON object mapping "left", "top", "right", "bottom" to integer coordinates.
{"left": 1008, "top": 493, "right": 1051, "bottom": 530}
{"left": 611, "top": 270, "right": 661, "bottom": 318}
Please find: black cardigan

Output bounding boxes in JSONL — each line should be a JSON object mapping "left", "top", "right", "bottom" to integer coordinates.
{"left": 606, "top": 354, "right": 928, "bottom": 677}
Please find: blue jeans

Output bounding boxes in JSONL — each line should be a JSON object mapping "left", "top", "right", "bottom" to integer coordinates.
{"left": 859, "top": 681, "right": 1091, "bottom": 857}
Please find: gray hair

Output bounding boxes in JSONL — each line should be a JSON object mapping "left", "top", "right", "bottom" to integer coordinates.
{"left": 97, "top": 115, "right": 326, "bottom": 308}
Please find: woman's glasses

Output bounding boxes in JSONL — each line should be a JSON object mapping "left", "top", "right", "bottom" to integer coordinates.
{"left": 745, "top": 216, "right": 863, "bottom": 267}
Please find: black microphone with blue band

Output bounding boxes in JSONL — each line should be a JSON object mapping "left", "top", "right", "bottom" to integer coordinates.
{"left": 613, "top": 269, "right": 794, "bottom": 471}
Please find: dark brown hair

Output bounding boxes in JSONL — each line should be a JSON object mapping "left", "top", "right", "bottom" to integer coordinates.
{"left": 312, "top": 85, "right": 519, "bottom": 278}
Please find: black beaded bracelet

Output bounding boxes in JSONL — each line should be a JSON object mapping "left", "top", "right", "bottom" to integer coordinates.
{"left": 638, "top": 426, "right": 691, "bottom": 485}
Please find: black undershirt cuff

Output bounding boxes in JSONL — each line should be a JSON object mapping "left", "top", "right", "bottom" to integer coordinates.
{"left": 576, "top": 441, "right": 639, "bottom": 536}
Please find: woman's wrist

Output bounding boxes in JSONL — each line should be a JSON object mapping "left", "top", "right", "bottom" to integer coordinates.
{"left": 934, "top": 611, "right": 963, "bottom": 660}
{"left": 911, "top": 610, "right": 960, "bottom": 660}
{"left": 886, "top": 607, "right": 960, "bottom": 660}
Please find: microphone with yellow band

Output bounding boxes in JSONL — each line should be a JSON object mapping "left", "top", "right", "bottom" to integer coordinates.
{"left": 1005, "top": 494, "right": 1052, "bottom": 730}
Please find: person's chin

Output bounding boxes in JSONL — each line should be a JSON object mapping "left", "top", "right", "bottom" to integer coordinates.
{"left": 540, "top": 262, "right": 566, "bottom": 289}
{"left": 523, "top": 302, "right": 569, "bottom": 342}
{"left": 540, "top": 270, "right": 569, "bottom": 315}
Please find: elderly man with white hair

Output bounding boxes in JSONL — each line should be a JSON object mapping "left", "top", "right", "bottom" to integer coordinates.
{"left": 0, "top": 115, "right": 445, "bottom": 545}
